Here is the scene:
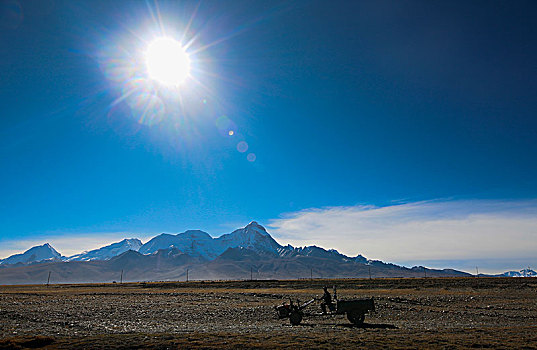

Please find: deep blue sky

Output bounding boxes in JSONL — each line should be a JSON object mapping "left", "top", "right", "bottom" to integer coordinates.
{"left": 1, "top": 0, "right": 537, "bottom": 245}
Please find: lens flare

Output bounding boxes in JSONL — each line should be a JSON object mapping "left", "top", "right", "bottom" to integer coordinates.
{"left": 216, "top": 115, "right": 237, "bottom": 137}
{"left": 145, "top": 37, "right": 190, "bottom": 86}
{"left": 237, "top": 141, "right": 248, "bottom": 153}
{"left": 247, "top": 153, "right": 256, "bottom": 162}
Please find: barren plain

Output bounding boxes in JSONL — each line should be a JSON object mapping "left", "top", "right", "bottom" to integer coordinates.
{"left": 1, "top": 278, "right": 536, "bottom": 349}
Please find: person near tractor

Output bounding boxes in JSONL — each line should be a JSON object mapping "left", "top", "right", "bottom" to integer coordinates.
{"left": 319, "top": 286, "right": 334, "bottom": 314}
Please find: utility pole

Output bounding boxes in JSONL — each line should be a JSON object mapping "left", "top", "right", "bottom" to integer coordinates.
{"left": 250, "top": 266, "right": 253, "bottom": 281}
{"left": 120, "top": 270, "right": 124, "bottom": 284}
{"left": 476, "top": 266, "right": 479, "bottom": 277}
{"left": 368, "top": 265, "right": 372, "bottom": 280}
{"left": 47, "top": 271, "right": 51, "bottom": 286}
{"left": 186, "top": 269, "right": 189, "bottom": 282}
{"left": 424, "top": 267, "right": 427, "bottom": 278}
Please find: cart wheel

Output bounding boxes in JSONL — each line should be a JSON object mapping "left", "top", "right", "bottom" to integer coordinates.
{"left": 347, "top": 311, "right": 365, "bottom": 326}
{"left": 289, "top": 311, "right": 303, "bottom": 325}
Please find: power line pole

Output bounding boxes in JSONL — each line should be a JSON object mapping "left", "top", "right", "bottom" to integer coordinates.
{"left": 46, "top": 271, "right": 51, "bottom": 286}
{"left": 250, "top": 266, "right": 253, "bottom": 281}
{"left": 186, "top": 269, "right": 189, "bottom": 282}
{"left": 120, "top": 270, "right": 123, "bottom": 284}
{"left": 476, "top": 266, "right": 479, "bottom": 277}
{"left": 368, "top": 265, "right": 372, "bottom": 280}
{"left": 424, "top": 267, "right": 427, "bottom": 278}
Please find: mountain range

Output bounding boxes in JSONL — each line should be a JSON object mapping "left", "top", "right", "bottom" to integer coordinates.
{"left": 0, "top": 221, "right": 510, "bottom": 284}
{"left": 499, "top": 268, "right": 537, "bottom": 277}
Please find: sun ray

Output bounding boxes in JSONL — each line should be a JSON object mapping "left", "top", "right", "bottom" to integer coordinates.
{"left": 183, "top": 33, "right": 200, "bottom": 51}
{"left": 188, "top": 75, "right": 216, "bottom": 97}
{"left": 190, "top": 67, "right": 245, "bottom": 87}
{"left": 109, "top": 85, "right": 138, "bottom": 108}
{"left": 181, "top": 1, "right": 201, "bottom": 45}
{"left": 187, "top": 11, "right": 272, "bottom": 56}
{"left": 153, "top": 0, "right": 166, "bottom": 36}
{"left": 145, "top": 0, "right": 163, "bottom": 36}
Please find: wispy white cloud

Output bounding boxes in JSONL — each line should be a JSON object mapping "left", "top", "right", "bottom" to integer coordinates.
{"left": 268, "top": 199, "right": 537, "bottom": 273}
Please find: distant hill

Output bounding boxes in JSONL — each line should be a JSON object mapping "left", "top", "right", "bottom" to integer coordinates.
{"left": 0, "top": 222, "right": 470, "bottom": 284}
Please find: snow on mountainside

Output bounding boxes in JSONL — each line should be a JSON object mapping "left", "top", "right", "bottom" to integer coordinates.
{"left": 278, "top": 245, "right": 351, "bottom": 261}
{"left": 0, "top": 222, "right": 354, "bottom": 265}
{"left": 139, "top": 222, "right": 283, "bottom": 259}
{"left": 0, "top": 222, "right": 288, "bottom": 265}
{"left": 138, "top": 230, "right": 215, "bottom": 258}
{"left": 0, "top": 222, "right": 476, "bottom": 283}
{"left": 67, "top": 238, "right": 142, "bottom": 261}
{"left": 501, "top": 268, "right": 537, "bottom": 277}
{"left": 277, "top": 245, "right": 370, "bottom": 264}
{"left": 215, "top": 221, "right": 282, "bottom": 256}
{"left": 0, "top": 243, "right": 62, "bottom": 265}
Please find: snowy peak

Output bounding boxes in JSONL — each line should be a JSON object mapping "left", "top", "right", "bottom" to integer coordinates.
{"left": 138, "top": 233, "right": 176, "bottom": 255}
{"left": 138, "top": 223, "right": 281, "bottom": 258}
{"left": 245, "top": 221, "right": 270, "bottom": 236}
{"left": 67, "top": 238, "right": 142, "bottom": 261}
{"left": 139, "top": 230, "right": 214, "bottom": 257}
{"left": 0, "top": 243, "right": 63, "bottom": 265}
{"left": 216, "top": 222, "right": 282, "bottom": 256}
{"left": 0, "top": 221, "right": 367, "bottom": 267}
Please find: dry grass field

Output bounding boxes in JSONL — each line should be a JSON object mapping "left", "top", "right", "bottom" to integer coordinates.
{"left": 1, "top": 278, "right": 536, "bottom": 349}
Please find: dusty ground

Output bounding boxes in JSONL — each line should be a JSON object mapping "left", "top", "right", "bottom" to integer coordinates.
{"left": 1, "top": 278, "right": 536, "bottom": 349}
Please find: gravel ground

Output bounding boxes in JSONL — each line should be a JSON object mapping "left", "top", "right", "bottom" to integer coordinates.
{"left": 1, "top": 278, "right": 536, "bottom": 349}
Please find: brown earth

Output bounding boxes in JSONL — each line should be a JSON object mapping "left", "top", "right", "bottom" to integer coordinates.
{"left": 1, "top": 277, "right": 536, "bottom": 349}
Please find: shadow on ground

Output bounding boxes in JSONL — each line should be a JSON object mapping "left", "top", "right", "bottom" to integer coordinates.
{"left": 338, "top": 322, "right": 398, "bottom": 329}
{"left": 0, "top": 336, "right": 55, "bottom": 350}
{"left": 292, "top": 322, "right": 398, "bottom": 329}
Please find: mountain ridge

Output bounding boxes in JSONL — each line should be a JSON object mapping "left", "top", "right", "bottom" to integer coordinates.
{"left": 1, "top": 222, "right": 520, "bottom": 284}
{"left": 0, "top": 222, "right": 366, "bottom": 266}
{"left": 0, "top": 243, "right": 62, "bottom": 266}
{"left": 67, "top": 238, "right": 142, "bottom": 262}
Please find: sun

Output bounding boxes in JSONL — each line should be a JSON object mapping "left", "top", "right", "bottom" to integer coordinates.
{"left": 145, "top": 37, "right": 191, "bottom": 86}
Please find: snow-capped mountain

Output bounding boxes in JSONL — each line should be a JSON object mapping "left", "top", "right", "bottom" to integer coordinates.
{"left": 215, "top": 221, "right": 282, "bottom": 256}
{"left": 139, "top": 230, "right": 215, "bottom": 258}
{"left": 0, "top": 222, "right": 474, "bottom": 283}
{"left": 139, "top": 222, "right": 283, "bottom": 259}
{"left": 67, "top": 238, "right": 142, "bottom": 261}
{"left": 0, "top": 222, "right": 358, "bottom": 266}
{"left": 501, "top": 268, "right": 536, "bottom": 277}
{"left": 0, "top": 243, "right": 62, "bottom": 265}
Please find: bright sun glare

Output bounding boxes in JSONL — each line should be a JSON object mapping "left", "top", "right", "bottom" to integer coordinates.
{"left": 145, "top": 37, "right": 190, "bottom": 86}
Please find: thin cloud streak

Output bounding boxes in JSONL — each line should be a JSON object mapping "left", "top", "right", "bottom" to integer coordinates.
{"left": 268, "top": 199, "right": 537, "bottom": 273}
